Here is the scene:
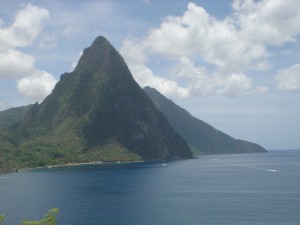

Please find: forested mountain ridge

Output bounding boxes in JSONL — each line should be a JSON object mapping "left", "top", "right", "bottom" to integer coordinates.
{"left": 0, "top": 105, "right": 32, "bottom": 128}
{"left": 144, "top": 86, "right": 266, "bottom": 154}
{"left": 0, "top": 36, "right": 267, "bottom": 173}
{"left": 0, "top": 36, "right": 193, "bottom": 172}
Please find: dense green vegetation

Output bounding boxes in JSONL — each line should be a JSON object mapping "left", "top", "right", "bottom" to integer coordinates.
{"left": 0, "top": 36, "right": 192, "bottom": 173}
{"left": 0, "top": 208, "right": 58, "bottom": 225}
{"left": 0, "top": 36, "right": 267, "bottom": 173}
{"left": 144, "top": 86, "right": 266, "bottom": 155}
{"left": 0, "top": 36, "right": 268, "bottom": 173}
{"left": 0, "top": 105, "right": 32, "bottom": 128}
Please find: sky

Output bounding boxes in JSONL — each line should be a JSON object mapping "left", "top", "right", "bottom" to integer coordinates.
{"left": 0, "top": 0, "right": 299, "bottom": 150}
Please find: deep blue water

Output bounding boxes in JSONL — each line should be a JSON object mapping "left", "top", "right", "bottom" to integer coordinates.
{"left": 1, "top": 150, "right": 300, "bottom": 225}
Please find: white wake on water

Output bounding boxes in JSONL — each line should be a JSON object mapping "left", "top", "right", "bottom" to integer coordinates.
{"left": 211, "top": 159, "right": 280, "bottom": 172}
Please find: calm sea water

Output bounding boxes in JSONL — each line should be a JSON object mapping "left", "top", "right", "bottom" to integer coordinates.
{"left": 1, "top": 150, "right": 300, "bottom": 225}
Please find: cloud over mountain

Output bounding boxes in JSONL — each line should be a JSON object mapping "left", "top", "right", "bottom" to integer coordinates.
{"left": 17, "top": 70, "right": 57, "bottom": 102}
{"left": 121, "top": 0, "right": 300, "bottom": 99}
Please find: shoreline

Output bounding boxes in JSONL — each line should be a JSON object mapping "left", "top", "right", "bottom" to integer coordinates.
{"left": 5, "top": 157, "right": 192, "bottom": 174}
{"left": 18, "top": 160, "right": 145, "bottom": 172}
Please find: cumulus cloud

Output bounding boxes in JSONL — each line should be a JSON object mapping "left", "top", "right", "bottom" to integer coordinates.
{"left": 174, "top": 57, "right": 253, "bottom": 97}
{"left": 121, "top": 39, "right": 148, "bottom": 65}
{"left": 0, "top": 4, "right": 49, "bottom": 79}
{"left": 0, "top": 4, "right": 56, "bottom": 102}
{"left": 232, "top": 0, "right": 300, "bottom": 45}
{"left": 121, "top": 0, "right": 300, "bottom": 97}
{"left": 217, "top": 73, "right": 252, "bottom": 97}
{"left": 129, "top": 64, "right": 188, "bottom": 98}
{"left": 17, "top": 71, "right": 57, "bottom": 102}
{"left": 0, "top": 4, "right": 49, "bottom": 50}
{"left": 128, "top": 56, "right": 255, "bottom": 98}
{"left": 0, "top": 49, "right": 34, "bottom": 78}
{"left": 276, "top": 64, "right": 300, "bottom": 91}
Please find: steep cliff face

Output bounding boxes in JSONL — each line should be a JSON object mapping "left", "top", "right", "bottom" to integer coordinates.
{"left": 144, "top": 86, "right": 267, "bottom": 154}
{"left": 12, "top": 36, "right": 193, "bottom": 163}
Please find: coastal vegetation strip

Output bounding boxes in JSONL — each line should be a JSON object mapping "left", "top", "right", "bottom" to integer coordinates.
{"left": 0, "top": 208, "right": 58, "bottom": 225}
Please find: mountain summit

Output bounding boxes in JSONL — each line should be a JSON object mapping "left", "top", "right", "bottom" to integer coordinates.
{"left": 74, "top": 36, "right": 121, "bottom": 74}
{"left": 10, "top": 36, "right": 193, "bottom": 167}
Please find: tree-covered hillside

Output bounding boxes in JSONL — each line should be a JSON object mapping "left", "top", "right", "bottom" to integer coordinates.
{"left": 0, "top": 105, "right": 32, "bottom": 129}
{"left": 0, "top": 36, "right": 193, "bottom": 173}
{"left": 144, "top": 86, "right": 266, "bottom": 154}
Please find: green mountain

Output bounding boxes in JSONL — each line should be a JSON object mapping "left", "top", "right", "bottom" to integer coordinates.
{"left": 0, "top": 105, "right": 33, "bottom": 173}
{"left": 0, "top": 36, "right": 192, "bottom": 172}
{"left": 144, "top": 86, "right": 267, "bottom": 154}
{"left": 0, "top": 105, "right": 32, "bottom": 129}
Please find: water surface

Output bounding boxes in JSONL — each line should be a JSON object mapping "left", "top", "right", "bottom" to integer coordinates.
{"left": 1, "top": 150, "right": 300, "bottom": 225}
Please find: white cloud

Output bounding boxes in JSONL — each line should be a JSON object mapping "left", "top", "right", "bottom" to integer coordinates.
{"left": 0, "top": 49, "right": 34, "bottom": 78}
{"left": 174, "top": 57, "right": 253, "bottom": 97}
{"left": 217, "top": 73, "right": 252, "bottom": 97}
{"left": 276, "top": 64, "right": 300, "bottom": 91}
{"left": 233, "top": 0, "right": 300, "bottom": 45}
{"left": 0, "top": 4, "right": 56, "bottom": 103}
{"left": 121, "top": 39, "right": 147, "bottom": 65}
{"left": 173, "top": 56, "right": 206, "bottom": 79}
{"left": 17, "top": 71, "right": 57, "bottom": 102}
{"left": 0, "top": 4, "right": 50, "bottom": 79}
{"left": 129, "top": 64, "right": 188, "bottom": 98}
{"left": 125, "top": 2, "right": 271, "bottom": 73}
{"left": 0, "top": 4, "right": 49, "bottom": 50}
{"left": 128, "top": 56, "right": 255, "bottom": 98}
{"left": 121, "top": 0, "right": 300, "bottom": 98}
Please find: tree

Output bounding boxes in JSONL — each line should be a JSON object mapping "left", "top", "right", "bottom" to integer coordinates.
{"left": 0, "top": 208, "right": 59, "bottom": 225}
{"left": 0, "top": 215, "right": 4, "bottom": 224}
{"left": 22, "top": 208, "right": 59, "bottom": 225}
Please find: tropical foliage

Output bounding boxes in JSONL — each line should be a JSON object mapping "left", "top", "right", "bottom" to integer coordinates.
{"left": 0, "top": 208, "right": 58, "bottom": 225}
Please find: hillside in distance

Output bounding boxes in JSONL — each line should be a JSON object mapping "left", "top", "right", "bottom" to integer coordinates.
{"left": 0, "top": 105, "right": 32, "bottom": 129}
{"left": 0, "top": 36, "right": 193, "bottom": 172}
{"left": 144, "top": 86, "right": 267, "bottom": 154}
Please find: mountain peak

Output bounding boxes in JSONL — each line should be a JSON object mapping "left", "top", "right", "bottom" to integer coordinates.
{"left": 9, "top": 36, "right": 193, "bottom": 166}
{"left": 91, "top": 36, "right": 109, "bottom": 47}
{"left": 74, "top": 36, "right": 119, "bottom": 74}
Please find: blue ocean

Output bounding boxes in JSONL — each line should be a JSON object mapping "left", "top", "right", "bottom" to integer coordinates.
{"left": 1, "top": 150, "right": 300, "bottom": 225}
